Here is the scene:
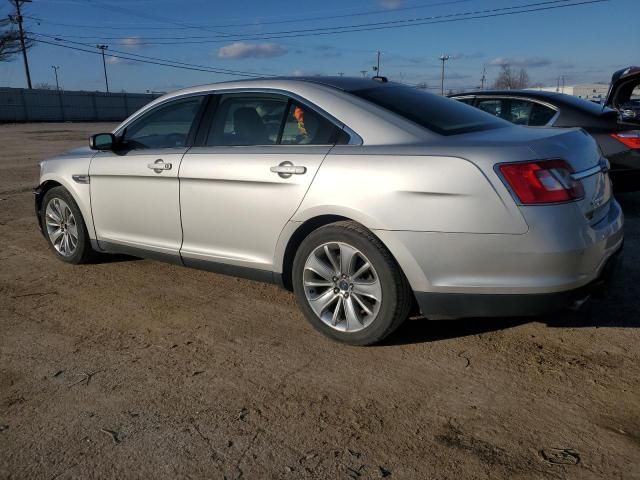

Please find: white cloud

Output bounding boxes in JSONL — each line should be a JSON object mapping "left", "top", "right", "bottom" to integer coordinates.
{"left": 380, "top": 0, "right": 402, "bottom": 9}
{"left": 488, "top": 56, "right": 552, "bottom": 68}
{"left": 217, "top": 42, "right": 287, "bottom": 59}
{"left": 118, "top": 37, "right": 143, "bottom": 49}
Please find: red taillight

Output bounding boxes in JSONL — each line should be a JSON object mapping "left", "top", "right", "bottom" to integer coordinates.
{"left": 612, "top": 131, "right": 640, "bottom": 149}
{"left": 498, "top": 159, "right": 585, "bottom": 205}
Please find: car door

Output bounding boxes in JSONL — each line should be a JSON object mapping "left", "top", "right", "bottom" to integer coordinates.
{"left": 179, "top": 92, "right": 346, "bottom": 274}
{"left": 89, "top": 94, "right": 206, "bottom": 260}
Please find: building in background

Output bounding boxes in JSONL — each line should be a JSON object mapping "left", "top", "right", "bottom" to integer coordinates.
{"left": 529, "top": 83, "right": 611, "bottom": 101}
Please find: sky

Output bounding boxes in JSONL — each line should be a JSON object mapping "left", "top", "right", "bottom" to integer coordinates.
{"left": 0, "top": 0, "right": 638, "bottom": 94}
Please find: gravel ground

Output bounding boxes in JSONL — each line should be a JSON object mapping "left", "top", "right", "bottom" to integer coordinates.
{"left": 0, "top": 123, "right": 639, "bottom": 480}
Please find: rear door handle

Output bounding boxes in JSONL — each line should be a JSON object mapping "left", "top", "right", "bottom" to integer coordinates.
{"left": 270, "top": 161, "right": 306, "bottom": 178}
{"left": 147, "top": 159, "right": 172, "bottom": 173}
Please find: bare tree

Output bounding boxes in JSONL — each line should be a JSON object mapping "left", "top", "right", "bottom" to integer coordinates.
{"left": 34, "top": 82, "right": 53, "bottom": 90}
{"left": 0, "top": 11, "right": 33, "bottom": 62}
{"left": 492, "top": 64, "right": 530, "bottom": 90}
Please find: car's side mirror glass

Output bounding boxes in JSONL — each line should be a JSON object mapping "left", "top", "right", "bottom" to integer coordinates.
{"left": 89, "top": 133, "right": 116, "bottom": 151}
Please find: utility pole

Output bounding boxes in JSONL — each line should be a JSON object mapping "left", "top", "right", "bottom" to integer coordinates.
{"left": 10, "top": 0, "right": 32, "bottom": 89}
{"left": 561, "top": 75, "right": 565, "bottom": 94}
{"left": 97, "top": 44, "right": 109, "bottom": 92}
{"left": 373, "top": 50, "right": 381, "bottom": 76}
{"left": 556, "top": 76, "right": 560, "bottom": 93}
{"left": 480, "top": 66, "right": 487, "bottom": 90}
{"left": 439, "top": 55, "right": 450, "bottom": 95}
{"left": 51, "top": 65, "right": 60, "bottom": 91}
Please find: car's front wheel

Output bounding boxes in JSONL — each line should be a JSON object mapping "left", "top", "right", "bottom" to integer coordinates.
{"left": 40, "top": 186, "right": 94, "bottom": 264}
{"left": 292, "top": 221, "right": 412, "bottom": 345}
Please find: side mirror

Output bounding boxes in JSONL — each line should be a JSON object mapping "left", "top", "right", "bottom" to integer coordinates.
{"left": 89, "top": 133, "right": 116, "bottom": 151}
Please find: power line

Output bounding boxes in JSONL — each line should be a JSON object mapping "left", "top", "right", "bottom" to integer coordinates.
{"left": 25, "top": 0, "right": 475, "bottom": 32}
{"left": 29, "top": 0, "right": 608, "bottom": 45}
{"left": 28, "top": 34, "right": 273, "bottom": 78}
{"left": 25, "top": 36, "right": 271, "bottom": 78}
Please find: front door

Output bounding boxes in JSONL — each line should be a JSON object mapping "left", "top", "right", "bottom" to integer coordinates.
{"left": 89, "top": 95, "right": 205, "bottom": 258}
{"left": 179, "top": 93, "right": 344, "bottom": 272}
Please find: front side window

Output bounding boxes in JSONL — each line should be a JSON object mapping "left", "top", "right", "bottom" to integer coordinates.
{"left": 350, "top": 85, "right": 508, "bottom": 136}
{"left": 123, "top": 96, "right": 204, "bottom": 149}
{"left": 207, "top": 94, "right": 288, "bottom": 146}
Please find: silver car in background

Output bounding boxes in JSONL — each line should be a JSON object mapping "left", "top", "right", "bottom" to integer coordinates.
{"left": 35, "top": 77, "right": 623, "bottom": 345}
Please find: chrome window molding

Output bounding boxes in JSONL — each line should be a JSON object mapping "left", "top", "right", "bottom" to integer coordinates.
{"left": 115, "top": 88, "right": 363, "bottom": 146}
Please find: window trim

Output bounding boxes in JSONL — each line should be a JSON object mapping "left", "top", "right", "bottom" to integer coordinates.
{"left": 196, "top": 87, "right": 362, "bottom": 147}
{"left": 470, "top": 95, "right": 560, "bottom": 127}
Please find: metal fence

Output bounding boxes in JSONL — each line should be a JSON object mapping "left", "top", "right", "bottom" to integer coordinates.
{"left": 0, "top": 88, "right": 161, "bottom": 123}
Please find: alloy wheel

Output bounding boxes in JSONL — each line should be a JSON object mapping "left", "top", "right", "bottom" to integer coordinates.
{"left": 45, "top": 197, "right": 78, "bottom": 257}
{"left": 302, "top": 242, "right": 382, "bottom": 332}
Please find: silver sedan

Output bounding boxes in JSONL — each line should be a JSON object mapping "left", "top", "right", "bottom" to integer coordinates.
{"left": 35, "top": 77, "right": 623, "bottom": 345}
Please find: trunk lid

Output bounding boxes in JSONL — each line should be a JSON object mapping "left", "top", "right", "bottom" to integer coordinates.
{"left": 605, "top": 66, "right": 640, "bottom": 124}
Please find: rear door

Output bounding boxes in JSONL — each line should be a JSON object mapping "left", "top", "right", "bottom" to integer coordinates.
{"left": 179, "top": 92, "right": 345, "bottom": 272}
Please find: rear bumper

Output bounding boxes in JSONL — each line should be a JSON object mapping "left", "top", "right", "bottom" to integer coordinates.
{"left": 413, "top": 244, "right": 622, "bottom": 318}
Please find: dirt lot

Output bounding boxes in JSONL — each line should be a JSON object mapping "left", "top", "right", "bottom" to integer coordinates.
{"left": 0, "top": 123, "right": 639, "bottom": 480}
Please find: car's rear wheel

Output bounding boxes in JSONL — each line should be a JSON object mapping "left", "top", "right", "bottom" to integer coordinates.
{"left": 292, "top": 221, "right": 412, "bottom": 345}
{"left": 40, "top": 186, "right": 94, "bottom": 264}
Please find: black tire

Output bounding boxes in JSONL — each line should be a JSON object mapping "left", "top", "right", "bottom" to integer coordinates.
{"left": 39, "top": 186, "right": 95, "bottom": 264}
{"left": 292, "top": 221, "right": 412, "bottom": 345}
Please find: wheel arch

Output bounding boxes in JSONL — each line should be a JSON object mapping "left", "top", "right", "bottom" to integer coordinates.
{"left": 278, "top": 214, "right": 350, "bottom": 291}
{"left": 36, "top": 175, "right": 96, "bottom": 241}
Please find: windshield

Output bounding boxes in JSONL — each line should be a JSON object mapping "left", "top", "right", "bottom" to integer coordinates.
{"left": 350, "top": 85, "right": 509, "bottom": 135}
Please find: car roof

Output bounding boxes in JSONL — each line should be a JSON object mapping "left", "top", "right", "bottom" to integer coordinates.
{"left": 169, "top": 76, "right": 395, "bottom": 97}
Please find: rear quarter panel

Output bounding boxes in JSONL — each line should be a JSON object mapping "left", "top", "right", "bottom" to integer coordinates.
{"left": 292, "top": 147, "right": 528, "bottom": 234}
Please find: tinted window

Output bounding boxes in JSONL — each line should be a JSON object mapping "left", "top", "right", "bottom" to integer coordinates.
{"left": 476, "top": 98, "right": 556, "bottom": 126}
{"left": 509, "top": 100, "right": 534, "bottom": 125}
{"left": 207, "top": 94, "right": 288, "bottom": 146}
{"left": 281, "top": 102, "right": 340, "bottom": 145}
{"left": 124, "top": 96, "right": 203, "bottom": 149}
{"left": 350, "top": 85, "right": 507, "bottom": 135}
{"left": 529, "top": 102, "right": 557, "bottom": 126}
{"left": 476, "top": 99, "right": 503, "bottom": 118}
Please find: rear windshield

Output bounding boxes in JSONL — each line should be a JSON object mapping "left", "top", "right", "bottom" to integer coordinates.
{"left": 350, "top": 85, "right": 508, "bottom": 135}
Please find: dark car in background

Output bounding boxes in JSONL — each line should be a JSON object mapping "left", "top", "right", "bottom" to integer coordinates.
{"left": 451, "top": 66, "right": 640, "bottom": 191}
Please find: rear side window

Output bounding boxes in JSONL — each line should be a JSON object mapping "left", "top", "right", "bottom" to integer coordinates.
{"left": 529, "top": 103, "right": 557, "bottom": 126}
{"left": 206, "top": 94, "right": 348, "bottom": 146}
{"left": 207, "top": 94, "right": 288, "bottom": 146}
{"left": 350, "top": 85, "right": 508, "bottom": 135}
{"left": 477, "top": 99, "right": 503, "bottom": 118}
{"left": 281, "top": 102, "right": 342, "bottom": 145}
{"left": 476, "top": 98, "right": 557, "bottom": 126}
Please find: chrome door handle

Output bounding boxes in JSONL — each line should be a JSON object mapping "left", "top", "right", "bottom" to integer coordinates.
{"left": 147, "top": 159, "right": 172, "bottom": 173}
{"left": 270, "top": 161, "right": 306, "bottom": 178}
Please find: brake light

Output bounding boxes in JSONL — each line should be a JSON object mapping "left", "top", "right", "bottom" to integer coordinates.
{"left": 611, "top": 131, "right": 640, "bottom": 149}
{"left": 498, "top": 159, "right": 585, "bottom": 204}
